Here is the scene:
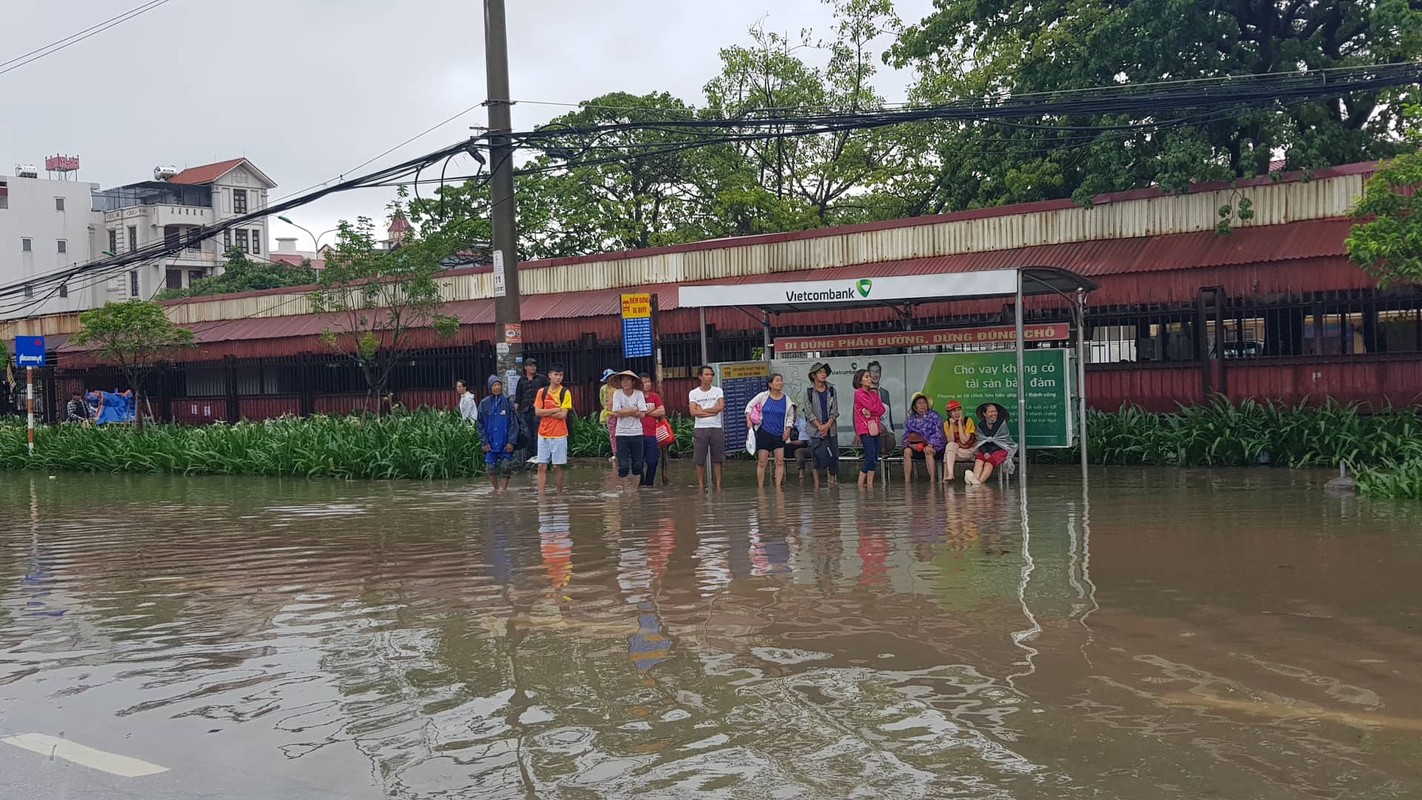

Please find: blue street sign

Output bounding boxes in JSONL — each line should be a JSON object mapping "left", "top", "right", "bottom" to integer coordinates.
{"left": 622, "top": 317, "right": 653, "bottom": 359}
{"left": 14, "top": 336, "right": 45, "bottom": 368}
{"left": 620, "top": 293, "right": 655, "bottom": 359}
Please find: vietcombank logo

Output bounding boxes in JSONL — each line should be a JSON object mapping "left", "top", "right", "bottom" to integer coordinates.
{"left": 785, "top": 279, "right": 872, "bottom": 304}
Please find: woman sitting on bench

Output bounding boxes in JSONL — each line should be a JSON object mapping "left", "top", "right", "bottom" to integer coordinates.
{"left": 941, "top": 400, "right": 976, "bottom": 482}
{"left": 966, "top": 402, "right": 1016, "bottom": 486}
{"left": 902, "top": 393, "right": 947, "bottom": 483}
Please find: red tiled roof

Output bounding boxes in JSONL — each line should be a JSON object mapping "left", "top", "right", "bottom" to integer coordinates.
{"left": 269, "top": 253, "right": 325, "bottom": 270}
{"left": 168, "top": 158, "right": 248, "bottom": 185}
{"left": 388, "top": 215, "right": 412, "bottom": 233}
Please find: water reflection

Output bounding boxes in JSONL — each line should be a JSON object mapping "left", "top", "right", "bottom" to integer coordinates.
{"left": 2, "top": 469, "right": 1421, "bottom": 799}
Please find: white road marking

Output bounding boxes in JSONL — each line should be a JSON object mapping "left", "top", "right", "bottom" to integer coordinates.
{"left": 2, "top": 733, "right": 169, "bottom": 778}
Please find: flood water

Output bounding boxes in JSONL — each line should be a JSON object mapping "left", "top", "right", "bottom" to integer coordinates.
{"left": 2, "top": 467, "right": 1421, "bottom": 799}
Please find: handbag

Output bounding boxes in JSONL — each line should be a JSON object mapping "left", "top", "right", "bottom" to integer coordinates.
{"left": 655, "top": 418, "right": 675, "bottom": 446}
{"left": 866, "top": 417, "right": 881, "bottom": 437}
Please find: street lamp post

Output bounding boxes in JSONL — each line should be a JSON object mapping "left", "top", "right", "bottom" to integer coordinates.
{"left": 276, "top": 216, "right": 336, "bottom": 263}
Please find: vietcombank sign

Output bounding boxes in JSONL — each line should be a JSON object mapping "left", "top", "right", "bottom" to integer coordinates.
{"left": 784, "top": 279, "right": 874, "bottom": 303}
{"left": 680, "top": 270, "right": 1021, "bottom": 309}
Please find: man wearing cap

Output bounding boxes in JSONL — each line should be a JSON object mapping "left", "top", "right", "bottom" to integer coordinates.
{"left": 513, "top": 357, "right": 549, "bottom": 462}
{"left": 802, "top": 362, "right": 841, "bottom": 484}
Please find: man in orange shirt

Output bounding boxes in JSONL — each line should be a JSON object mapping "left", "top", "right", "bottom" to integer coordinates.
{"left": 534, "top": 363, "right": 574, "bottom": 494}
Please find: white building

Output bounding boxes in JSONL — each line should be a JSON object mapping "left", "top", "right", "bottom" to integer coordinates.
{"left": 1, "top": 157, "right": 279, "bottom": 322}
{"left": 93, "top": 158, "right": 277, "bottom": 299}
{"left": 0, "top": 165, "right": 106, "bottom": 319}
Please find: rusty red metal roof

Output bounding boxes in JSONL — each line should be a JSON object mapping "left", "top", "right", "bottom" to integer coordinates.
{"left": 59, "top": 218, "right": 1370, "bottom": 365}
{"left": 687, "top": 219, "right": 1353, "bottom": 288}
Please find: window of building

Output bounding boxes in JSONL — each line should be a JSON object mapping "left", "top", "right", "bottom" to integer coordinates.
{"left": 108, "top": 229, "right": 117, "bottom": 253}
{"left": 250, "top": 230, "right": 261, "bottom": 254}
{"left": 59, "top": 283, "right": 68, "bottom": 298}
{"left": 233, "top": 189, "right": 248, "bottom": 214}
{"left": 189, "top": 269, "right": 205, "bottom": 285}
{"left": 235, "top": 229, "right": 250, "bottom": 253}
{"left": 0, "top": 180, "right": 8, "bottom": 209}
{"left": 130, "top": 270, "right": 140, "bottom": 297}
{"left": 21, "top": 237, "right": 32, "bottom": 252}
{"left": 57, "top": 239, "right": 67, "bottom": 254}
{"left": 55, "top": 197, "right": 66, "bottom": 212}
{"left": 164, "top": 225, "right": 182, "bottom": 250}
{"left": 223, "top": 228, "right": 231, "bottom": 251}
{"left": 166, "top": 270, "right": 183, "bottom": 291}
{"left": 127, "top": 226, "right": 138, "bottom": 252}
{"left": 24, "top": 284, "right": 33, "bottom": 299}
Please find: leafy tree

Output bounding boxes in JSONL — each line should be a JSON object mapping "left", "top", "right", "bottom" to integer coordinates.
{"left": 156, "top": 249, "right": 318, "bottom": 300}
{"left": 1347, "top": 105, "right": 1422, "bottom": 287}
{"left": 705, "top": 0, "right": 905, "bottom": 226}
{"left": 520, "top": 91, "right": 720, "bottom": 253}
{"left": 308, "top": 214, "right": 459, "bottom": 412}
{"left": 890, "top": 0, "right": 1422, "bottom": 210}
{"left": 70, "top": 300, "right": 197, "bottom": 429}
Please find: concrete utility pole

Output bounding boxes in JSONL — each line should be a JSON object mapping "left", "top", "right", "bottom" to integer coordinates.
{"left": 485, "top": 0, "right": 521, "bottom": 381}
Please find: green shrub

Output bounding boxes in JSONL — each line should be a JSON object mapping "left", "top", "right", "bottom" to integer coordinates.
{"left": 0, "top": 411, "right": 488, "bottom": 480}
{"left": 1357, "top": 459, "right": 1422, "bottom": 500}
{"left": 1043, "top": 398, "right": 1422, "bottom": 470}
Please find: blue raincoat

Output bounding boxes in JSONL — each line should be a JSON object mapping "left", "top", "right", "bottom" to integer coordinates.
{"left": 478, "top": 375, "right": 515, "bottom": 459}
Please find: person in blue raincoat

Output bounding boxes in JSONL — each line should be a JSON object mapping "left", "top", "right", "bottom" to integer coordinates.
{"left": 478, "top": 374, "right": 517, "bottom": 491}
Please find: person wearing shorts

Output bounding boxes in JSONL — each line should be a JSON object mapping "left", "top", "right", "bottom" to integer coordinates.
{"left": 534, "top": 364, "right": 573, "bottom": 494}
{"left": 745, "top": 373, "right": 795, "bottom": 489}
{"left": 688, "top": 365, "right": 726, "bottom": 491}
{"left": 610, "top": 370, "right": 647, "bottom": 491}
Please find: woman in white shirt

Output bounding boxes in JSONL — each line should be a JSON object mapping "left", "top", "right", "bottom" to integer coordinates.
{"left": 610, "top": 371, "right": 648, "bottom": 490}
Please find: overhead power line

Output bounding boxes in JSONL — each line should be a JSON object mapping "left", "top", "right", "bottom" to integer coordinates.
{"left": 0, "top": 0, "right": 178, "bottom": 78}
{"left": 3, "top": 63, "right": 1416, "bottom": 311}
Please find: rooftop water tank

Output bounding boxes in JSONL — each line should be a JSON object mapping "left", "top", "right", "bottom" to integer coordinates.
{"left": 154, "top": 165, "right": 178, "bottom": 181}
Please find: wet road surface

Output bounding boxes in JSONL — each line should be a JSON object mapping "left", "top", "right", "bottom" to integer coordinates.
{"left": 2, "top": 467, "right": 1420, "bottom": 799}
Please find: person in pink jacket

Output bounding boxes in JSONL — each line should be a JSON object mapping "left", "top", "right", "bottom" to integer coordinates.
{"left": 852, "top": 368, "right": 887, "bottom": 488}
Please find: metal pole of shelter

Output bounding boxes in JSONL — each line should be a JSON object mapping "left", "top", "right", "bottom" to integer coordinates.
{"left": 1014, "top": 273, "right": 1028, "bottom": 487}
{"left": 761, "top": 313, "right": 772, "bottom": 362}
{"left": 1076, "top": 288, "right": 1089, "bottom": 478}
{"left": 698, "top": 307, "right": 709, "bottom": 366}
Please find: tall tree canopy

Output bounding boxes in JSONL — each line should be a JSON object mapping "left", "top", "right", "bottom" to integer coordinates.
{"left": 405, "top": 0, "right": 1418, "bottom": 265}
{"left": 889, "top": 0, "right": 1422, "bottom": 208}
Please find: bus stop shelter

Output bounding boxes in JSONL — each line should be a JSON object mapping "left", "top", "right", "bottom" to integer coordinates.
{"left": 679, "top": 267, "right": 1099, "bottom": 484}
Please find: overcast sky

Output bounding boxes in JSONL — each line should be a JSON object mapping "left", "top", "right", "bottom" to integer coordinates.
{"left": 2, "top": 0, "right": 934, "bottom": 252}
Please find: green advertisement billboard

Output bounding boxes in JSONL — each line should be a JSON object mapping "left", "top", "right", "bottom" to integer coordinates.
{"left": 919, "top": 349, "right": 1073, "bottom": 448}
{"left": 771, "top": 349, "right": 1074, "bottom": 449}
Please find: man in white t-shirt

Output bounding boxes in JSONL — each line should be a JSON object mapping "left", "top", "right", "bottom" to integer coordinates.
{"left": 687, "top": 364, "right": 726, "bottom": 491}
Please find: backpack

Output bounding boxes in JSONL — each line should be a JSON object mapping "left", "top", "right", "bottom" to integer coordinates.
{"left": 535, "top": 386, "right": 575, "bottom": 433}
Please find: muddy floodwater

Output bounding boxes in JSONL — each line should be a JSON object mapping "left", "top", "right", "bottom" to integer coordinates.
{"left": 2, "top": 467, "right": 1421, "bottom": 799}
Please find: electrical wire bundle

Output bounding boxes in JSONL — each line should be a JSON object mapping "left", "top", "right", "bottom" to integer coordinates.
{"left": 3, "top": 61, "right": 1417, "bottom": 318}
{"left": 0, "top": 140, "right": 486, "bottom": 317}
